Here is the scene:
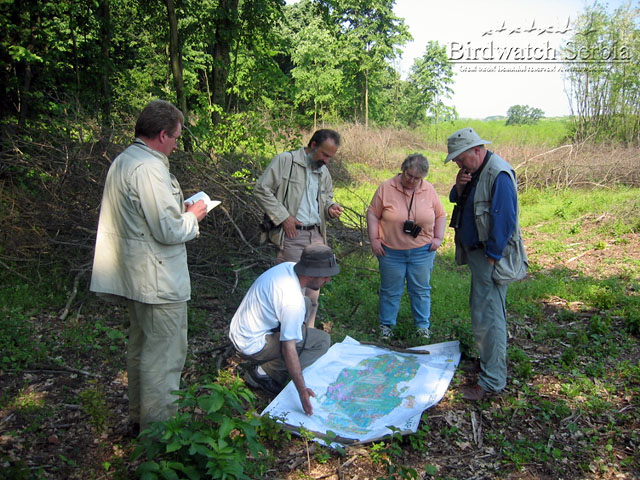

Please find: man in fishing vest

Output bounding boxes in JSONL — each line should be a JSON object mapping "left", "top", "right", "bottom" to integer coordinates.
{"left": 446, "top": 127, "right": 528, "bottom": 401}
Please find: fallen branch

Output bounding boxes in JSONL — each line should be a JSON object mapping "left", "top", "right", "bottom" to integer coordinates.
{"left": 471, "top": 410, "right": 483, "bottom": 448}
{"left": 192, "top": 342, "right": 233, "bottom": 355}
{"left": 14, "top": 365, "right": 101, "bottom": 378}
{"left": 566, "top": 251, "right": 591, "bottom": 263}
{"left": 514, "top": 144, "right": 573, "bottom": 171}
{"left": 59, "top": 265, "right": 90, "bottom": 321}
{"left": 232, "top": 262, "right": 258, "bottom": 294}
{"left": 218, "top": 205, "right": 261, "bottom": 257}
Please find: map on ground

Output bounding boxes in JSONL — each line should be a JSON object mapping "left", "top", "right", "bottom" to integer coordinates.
{"left": 261, "top": 336, "right": 461, "bottom": 445}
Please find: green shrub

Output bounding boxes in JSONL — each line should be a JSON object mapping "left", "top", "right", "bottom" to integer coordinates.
{"left": 78, "top": 381, "right": 110, "bottom": 434}
{"left": 132, "top": 377, "right": 267, "bottom": 480}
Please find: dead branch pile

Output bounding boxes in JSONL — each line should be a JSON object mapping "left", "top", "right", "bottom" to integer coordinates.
{"left": 498, "top": 141, "right": 640, "bottom": 190}
{"left": 0, "top": 126, "right": 271, "bottom": 286}
{"left": 0, "top": 126, "right": 363, "bottom": 292}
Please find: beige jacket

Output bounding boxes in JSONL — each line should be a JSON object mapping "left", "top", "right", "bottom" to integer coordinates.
{"left": 90, "top": 140, "right": 199, "bottom": 304}
{"left": 253, "top": 147, "right": 335, "bottom": 248}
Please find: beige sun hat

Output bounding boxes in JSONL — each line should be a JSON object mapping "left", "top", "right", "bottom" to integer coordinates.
{"left": 445, "top": 127, "right": 492, "bottom": 163}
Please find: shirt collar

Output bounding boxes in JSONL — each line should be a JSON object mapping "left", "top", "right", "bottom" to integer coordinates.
{"left": 133, "top": 138, "right": 170, "bottom": 169}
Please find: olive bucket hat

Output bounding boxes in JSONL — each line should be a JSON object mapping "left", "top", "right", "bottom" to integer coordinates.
{"left": 445, "top": 127, "right": 492, "bottom": 163}
{"left": 294, "top": 244, "right": 340, "bottom": 277}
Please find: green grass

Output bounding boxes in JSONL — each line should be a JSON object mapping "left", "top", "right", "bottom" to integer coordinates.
{"left": 0, "top": 276, "right": 68, "bottom": 370}
{"left": 417, "top": 117, "right": 572, "bottom": 147}
{"left": 519, "top": 186, "right": 640, "bottom": 231}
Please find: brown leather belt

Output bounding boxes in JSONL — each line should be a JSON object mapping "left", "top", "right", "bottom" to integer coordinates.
{"left": 296, "top": 225, "right": 318, "bottom": 231}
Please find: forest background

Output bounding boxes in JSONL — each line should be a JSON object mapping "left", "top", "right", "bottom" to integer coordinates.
{"left": 1, "top": 0, "right": 639, "bottom": 479}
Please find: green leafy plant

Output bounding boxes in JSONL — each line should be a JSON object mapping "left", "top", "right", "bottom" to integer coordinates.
{"left": 256, "top": 412, "right": 292, "bottom": 446}
{"left": 561, "top": 347, "right": 577, "bottom": 367}
{"left": 372, "top": 428, "right": 419, "bottom": 480}
{"left": 588, "top": 315, "right": 610, "bottom": 337}
{"left": 314, "top": 448, "right": 331, "bottom": 464}
{"left": 132, "top": 376, "right": 267, "bottom": 479}
{"left": 407, "top": 421, "right": 430, "bottom": 451}
{"left": 78, "top": 380, "right": 110, "bottom": 434}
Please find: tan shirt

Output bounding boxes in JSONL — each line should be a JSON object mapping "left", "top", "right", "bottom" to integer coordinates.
{"left": 368, "top": 174, "right": 446, "bottom": 250}
{"left": 90, "top": 140, "right": 199, "bottom": 304}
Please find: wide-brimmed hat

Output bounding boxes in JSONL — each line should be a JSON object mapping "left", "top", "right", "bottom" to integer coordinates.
{"left": 445, "top": 128, "right": 491, "bottom": 163}
{"left": 294, "top": 244, "right": 340, "bottom": 277}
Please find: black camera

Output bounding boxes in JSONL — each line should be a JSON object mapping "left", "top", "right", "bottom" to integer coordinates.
{"left": 403, "top": 220, "right": 422, "bottom": 238}
{"left": 259, "top": 214, "right": 276, "bottom": 232}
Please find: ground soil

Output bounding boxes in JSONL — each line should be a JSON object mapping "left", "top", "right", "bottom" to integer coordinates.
{"left": 1, "top": 224, "right": 639, "bottom": 480}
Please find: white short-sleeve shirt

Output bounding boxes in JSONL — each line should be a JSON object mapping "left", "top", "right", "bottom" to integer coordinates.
{"left": 229, "top": 262, "right": 306, "bottom": 355}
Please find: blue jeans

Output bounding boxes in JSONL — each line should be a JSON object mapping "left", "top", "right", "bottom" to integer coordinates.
{"left": 377, "top": 244, "right": 436, "bottom": 329}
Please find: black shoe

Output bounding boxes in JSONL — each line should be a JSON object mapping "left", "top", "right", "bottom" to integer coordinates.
{"left": 123, "top": 421, "right": 140, "bottom": 438}
{"left": 245, "top": 367, "right": 282, "bottom": 395}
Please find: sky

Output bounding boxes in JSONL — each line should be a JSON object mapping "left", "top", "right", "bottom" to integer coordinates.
{"left": 393, "top": 0, "right": 627, "bottom": 118}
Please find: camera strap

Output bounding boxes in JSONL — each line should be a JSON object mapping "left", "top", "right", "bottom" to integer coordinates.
{"left": 281, "top": 151, "right": 295, "bottom": 207}
{"left": 406, "top": 190, "right": 416, "bottom": 220}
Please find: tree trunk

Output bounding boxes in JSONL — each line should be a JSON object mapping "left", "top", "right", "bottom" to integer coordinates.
{"left": 364, "top": 69, "right": 369, "bottom": 129}
{"left": 97, "top": 0, "right": 112, "bottom": 131}
{"left": 210, "top": 0, "right": 239, "bottom": 125}
{"left": 164, "top": 0, "right": 192, "bottom": 151}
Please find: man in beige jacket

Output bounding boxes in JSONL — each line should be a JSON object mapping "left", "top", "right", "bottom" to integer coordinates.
{"left": 90, "top": 100, "right": 208, "bottom": 433}
{"left": 254, "top": 130, "right": 343, "bottom": 327}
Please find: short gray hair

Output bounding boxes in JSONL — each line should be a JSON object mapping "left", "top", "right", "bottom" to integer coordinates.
{"left": 401, "top": 153, "right": 429, "bottom": 177}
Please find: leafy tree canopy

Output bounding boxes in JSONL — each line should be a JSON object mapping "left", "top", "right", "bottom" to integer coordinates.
{"left": 506, "top": 105, "right": 544, "bottom": 126}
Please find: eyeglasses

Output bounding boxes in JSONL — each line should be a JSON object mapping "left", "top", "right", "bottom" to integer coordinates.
{"left": 403, "top": 171, "right": 423, "bottom": 182}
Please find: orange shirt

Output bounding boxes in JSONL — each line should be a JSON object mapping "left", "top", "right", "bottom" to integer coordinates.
{"left": 368, "top": 174, "right": 446, "bottom": 250}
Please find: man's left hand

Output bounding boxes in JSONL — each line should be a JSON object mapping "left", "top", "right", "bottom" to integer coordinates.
{"left": 328, "top": 204, "right": 343, "bottom": 218}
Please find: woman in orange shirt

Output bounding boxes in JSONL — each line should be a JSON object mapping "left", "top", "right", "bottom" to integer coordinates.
{"left": 367, "top": 154, "right": 447, "bottom": 339}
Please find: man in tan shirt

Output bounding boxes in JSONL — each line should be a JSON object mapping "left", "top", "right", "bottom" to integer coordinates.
{"left": 254, "top": 129, "right": 343, "bottom": 327}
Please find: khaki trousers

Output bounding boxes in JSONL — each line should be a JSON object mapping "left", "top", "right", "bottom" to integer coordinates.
{"left": 277, "top": 227, "right": 324, "bottom": 263}
{"left": 466, "top": 248, "right": 508, "bottom": 392}
{"left": 241, "top": 297, "right": 330, "bottom": 385}
{"left": 126, "top": 300, "right": 188, "bottom": 429}
{"left": 245, "top": 327, "right": 330, "bottom": 385}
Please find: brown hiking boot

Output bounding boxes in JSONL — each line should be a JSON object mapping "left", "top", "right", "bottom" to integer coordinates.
{"left": 461, "top": 384, "right": 487, "bottom": 401}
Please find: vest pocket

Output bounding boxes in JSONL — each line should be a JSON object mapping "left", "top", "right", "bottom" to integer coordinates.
{"left": 474, "top": 201, "right": 492, "bottom": 241}
{"left": 492, "top": 236, "right": 528, "bottom": 285}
